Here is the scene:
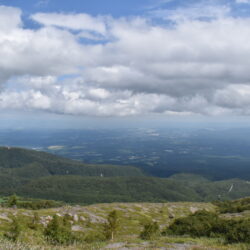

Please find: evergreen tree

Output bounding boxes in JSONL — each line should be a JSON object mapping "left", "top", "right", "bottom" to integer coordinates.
{"left": 44, "top": 214, "right": 75, "bottom": 245}
{"left": 4, "top": 217, "right": 21, "bottom": 241}
{"left": 7, "top": 194, "right": 17, "bottom": 207}
{"left": 103, "top": 210, "right": 119, "bottom": 240}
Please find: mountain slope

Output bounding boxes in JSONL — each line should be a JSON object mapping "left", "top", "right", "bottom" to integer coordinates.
{"left": 0, "top": 146, "right": 144, "bottom": 180}
{"left": 0, "top": 147, "right": 250, "bottom": 204}
{"left": 16, "top": 175, "right": 250, "bottom": 204}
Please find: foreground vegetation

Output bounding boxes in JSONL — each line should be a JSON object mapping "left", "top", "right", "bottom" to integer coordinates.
{"left": 0, "top": 196, "right": 249, "bottom": 249}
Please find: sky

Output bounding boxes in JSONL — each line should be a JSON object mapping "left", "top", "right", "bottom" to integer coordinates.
{"left": 1, "top": 0, "right": 250, "bottom": 127}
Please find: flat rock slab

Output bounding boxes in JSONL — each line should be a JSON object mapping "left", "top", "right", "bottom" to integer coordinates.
{"left": 0, "top": 214, "right": 12, "bottom": 222}
{"left": 103, "top": 243, "right": 125, "bottom": 249}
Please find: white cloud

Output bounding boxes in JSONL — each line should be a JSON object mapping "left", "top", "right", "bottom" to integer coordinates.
{"left": 0, "top": 5, "right": 22, "bottom": 31}
{"left": 32, "top": 12, "right": 107, "bottom": 35}
{"left": 21, "top": 76, "right": 57, "bottom": 89}
{"left": 89, "top": 88, "right": 110, "bottom": 99}
{"left": 2, "top": 4, "right": 250, "bottom": 117}
{"left": 0, "top": 9, "right": 88, "bottom": 84}
{"left": 0, "top": 90, "right": 51, "bottom": 110}
{"left": 151, "top": 4, "right": 230, "bottom": 22}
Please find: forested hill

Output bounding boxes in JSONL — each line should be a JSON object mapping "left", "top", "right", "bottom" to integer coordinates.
{"left": 0, "top": 146, "right": 144, "bottom": 178}
{"left": 0, "top": 147, "right": 250, "bottom": 204}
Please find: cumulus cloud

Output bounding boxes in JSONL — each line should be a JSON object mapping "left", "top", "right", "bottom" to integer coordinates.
{"left": 0, "top": 5, "right": 22, "bottom": 31}
{"left": 0, "top": 7, "right": 91, "bottom": 85}
{"left": 1, "top": 4, "right": 250, "bottom": 117}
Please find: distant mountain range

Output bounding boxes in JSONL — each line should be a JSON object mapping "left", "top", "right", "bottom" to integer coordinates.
{"left": 0, "top": 147, "right": 250, "bottom": 204}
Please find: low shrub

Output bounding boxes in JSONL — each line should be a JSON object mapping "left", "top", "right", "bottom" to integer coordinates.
{"left": 84, "top": 231, "right": 105, "bottom": 243}
{"left": 4, "top": 217, "right": 21, "bottom": 242}
{"left": 44, "top": 215, "right": 75, "bottom": 245}
{"left": 213, "top": 198, "right": 250, "bottom": 214}
{"left": 140, "top": 221, "right": 160, "bottom": 240}
{"left": 17, "top": 200, "right": 63, "bottom": 210}
{"left": 224, "top": 219, "right": 250, "bottom": 243}
{"left": 6, "top": 195, "right": 17, "bottom": 208}
{"left": 28, "top": 212, "right": 40, "bottom": 230}
{"left": 163, "top": 210, "right": 250, "bottom": 243}
{"left": 163, "top": 210, "right": 223, "bottom": 237}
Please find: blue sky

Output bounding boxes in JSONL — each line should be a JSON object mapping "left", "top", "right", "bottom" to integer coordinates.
{"left": 0, "top": 0, "right": 157, "bottom": 17}
{"left": 2, "top": 0, "right": 250, "bottom": 21}
{"left": 1, "top": 0, "right": 250, "bottom": 128}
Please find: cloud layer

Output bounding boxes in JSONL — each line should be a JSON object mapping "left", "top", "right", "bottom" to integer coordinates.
{"left": 1, "top": 4, "right": 250, "bottom": 117}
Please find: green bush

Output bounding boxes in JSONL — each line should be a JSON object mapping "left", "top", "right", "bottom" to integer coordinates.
{"left": 224, "top": 219, "right": 250, "bottom": 243}
{"left": 84, "top": 231, "right": 105, "bottom": 243}
{"left": 163, "top": 210, "right": 224, "bottom": 237}
{"left": 7, "top": 194, "right": 17, "bottom": 207}
{"left": 140, "top": 221, "right": 160, "bottom": 240}
{"left": 163, "top": 210, "right": 250, "bottom": 244}
{"left": 28, "top": 212, "right": 40, "bottom": 230}
{"left": 18, "top": 199, "right": 63, "bottom": 210}
{"left": 4, "top": 217, "right": 21, "bottom": 242}
{"left": 4, "top": 195, "right": 63, "bottom": 210}
{"left": 213, "top": 198, "right": 250, "bottom": 214}
{"left": 44, "top": 215, "right": 75, "bottom": 245}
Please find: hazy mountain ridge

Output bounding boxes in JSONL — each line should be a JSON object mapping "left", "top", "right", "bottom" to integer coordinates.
{"left": 2, "top": 128, "right": 250, "bottom": 181}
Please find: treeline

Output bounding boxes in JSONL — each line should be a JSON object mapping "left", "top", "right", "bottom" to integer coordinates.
{"left": 2, "top": 195, "right": 63, "bottom": 210}
{"left": 213, "top": 197, "right": 250, "bottom": 213}
{"left": 1, "top": 174, "right": 250, "bottom": 204}
{"left": 16, "top": 175, "right": 250, "bottom": 204}
{"left": 17, "top": 176, "right": 200, "bottom": 204}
